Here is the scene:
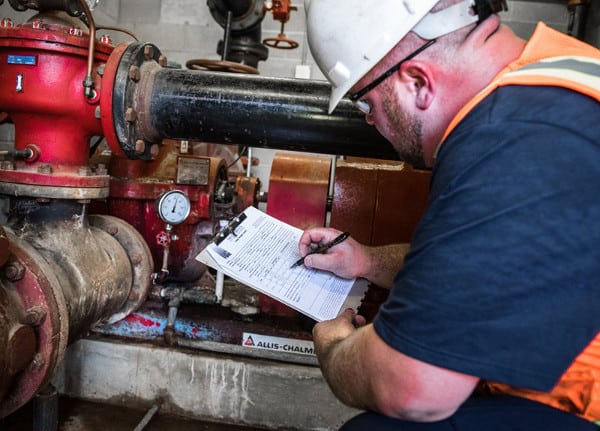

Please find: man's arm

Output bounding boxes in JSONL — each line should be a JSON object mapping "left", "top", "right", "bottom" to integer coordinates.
{"left": 314, "top": 309, "right": 479, "bottom": 421}
{"left": 299, "top": 228, "right": 409, "bottom": 288}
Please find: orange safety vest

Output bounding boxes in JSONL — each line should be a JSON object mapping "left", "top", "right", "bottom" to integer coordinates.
{"left": 441, "top": 22, "right": 600, "bottom": 421}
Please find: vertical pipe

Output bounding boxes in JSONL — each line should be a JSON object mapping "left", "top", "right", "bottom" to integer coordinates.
{"left": 222, "top": 10, "right": 233, "bottom": 61}
{"left": 216, "top": 270, "right": 224, "bottom": 302}
{"left": 32, "top": 385, "right": 58, "bottom": 431}
{"left": 246, "top": 147, "right": 253, "bottom": 177}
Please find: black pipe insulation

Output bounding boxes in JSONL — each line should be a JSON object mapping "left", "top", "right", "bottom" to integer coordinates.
{"left": 111, "top": 42, "right": 398, "bottom": 161}
{"left": 144, "top": 68, "right": 399, "bottom": 160}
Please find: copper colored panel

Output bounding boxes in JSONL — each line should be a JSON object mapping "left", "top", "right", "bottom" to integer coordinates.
{"left": 329, "top": 162, "right": 379, "bottom": 245}
{"left": 267, "top": 152, "right": 331, "bottom": 230}
{"left": 372, "top": 165, "right": 430, "bottom": 245}
{"left": 330, "top": 160, "right": 430, "bottom": 246}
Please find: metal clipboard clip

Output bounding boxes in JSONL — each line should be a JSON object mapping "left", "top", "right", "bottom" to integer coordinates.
{"left": 210, "top": 212, "right": 248, "bottom": 245}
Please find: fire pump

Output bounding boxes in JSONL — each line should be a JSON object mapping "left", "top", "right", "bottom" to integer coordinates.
{"left": 0, "top": 0, "right": 430, "bottom": 418}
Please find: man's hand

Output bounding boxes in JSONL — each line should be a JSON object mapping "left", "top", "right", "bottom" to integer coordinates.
{"left": 299, "top": 227, "right": 411, "bottom": 288}
{"left": 313, "top": 308, "right": 367, "bottom": 357}
{"left": 299, "top": 228, "right": 368, "bottom": 280}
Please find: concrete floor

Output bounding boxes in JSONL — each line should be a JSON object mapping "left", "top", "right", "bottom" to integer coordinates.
{"left": 0, "top": 396, "right": 271, "bottom": 431}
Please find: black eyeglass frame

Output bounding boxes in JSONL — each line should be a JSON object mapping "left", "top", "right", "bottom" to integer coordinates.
{"left": 348, "top": 39, "right": 437, "bottom": 104}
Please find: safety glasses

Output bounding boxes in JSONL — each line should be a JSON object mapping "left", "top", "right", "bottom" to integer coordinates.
{"left": 349, "top": 39, "right": 437, "bottom": 115}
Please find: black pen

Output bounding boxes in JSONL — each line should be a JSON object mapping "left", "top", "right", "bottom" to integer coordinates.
{"left": 291, "top": 231, "right": 351, "bottom": 268}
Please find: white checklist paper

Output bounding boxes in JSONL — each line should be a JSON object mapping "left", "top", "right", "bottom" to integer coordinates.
{"left": 196, "top": 206, "right": 368, "bottom": 322}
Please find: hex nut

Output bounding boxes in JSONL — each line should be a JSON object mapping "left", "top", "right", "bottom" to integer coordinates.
{"left": 128, "top": 65, "right": 141, "bottom": 82}
{"left": 143, "top": 45, "right": 154, "bottom": 61}
{"left": 125, "top": 107, "right": 137, "bottom": 123}
{"left": 150, "top": 144, "right": 160, "bottom": 158}
{"left": 4, "top": 261, "right": 25, "bottom": 281}
{"left": 23, "top": 306, "right": 47, "bottom": 326}
{"left": 135, "top": 140, "right": 146, "bottom": 155}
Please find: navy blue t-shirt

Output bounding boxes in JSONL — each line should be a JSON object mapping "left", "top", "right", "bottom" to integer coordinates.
{"left": 373, "top": 85, "right": 600, "bottom": 392}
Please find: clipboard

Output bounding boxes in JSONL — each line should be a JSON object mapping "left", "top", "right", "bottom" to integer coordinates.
{"left": 196, "top": 206, "right": 368, "bottom": 322}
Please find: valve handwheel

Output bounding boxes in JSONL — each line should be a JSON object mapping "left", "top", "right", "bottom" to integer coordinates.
{"left": 263, "top": 34, "right": 299, "bottom": 50}
{"left": 155, "top": 231, "right": 171, "bottom": 247}
{"left": 263, "top": 0, "right": 299, "bottom": 50}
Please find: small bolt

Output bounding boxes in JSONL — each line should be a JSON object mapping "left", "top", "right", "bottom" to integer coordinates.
{"left": 128, "top": 65, "right": 141, "bottom": 82}
{"left": 23, "top": 306, "right": 46, "bottom": 326}
{"left": 1, "top": 161, "right": 14, "bottom": 170}
{"left": 79, "top": 166, "right": 91, "bottom": 176}
{"left": 130, "top": 254, "right": 142, "bottom": 265}
{"left": 95, "top": 164, "right": 108, "bottom": 175}
{"left": 100, "top": 34, "right": 113, "bottom": 45}
{"left": 150, "top": 144, "right": 160, "bottom": 159}
{"left": 69, "top": 27, "right": 83, "bottom": 36}
{"left": 4, "top": 261, "right": 25, "bottom": 281}
{"left": 37, "top": 164, "right": 52, "bottom": 174}
{"left": 96, "top": 64, "right": 106, "bottom": 76}
{"left": 29, "top": 353, "right": 46, "bottom": 372}
{"left": 143, "top": 45, "right": 154, "bottom": 61}
{"left": 158, "top": 55, "right": 167, "bottom": 67}
{"left": 32, "top": 20, "right": 44, "bottom": 30}
{"left": 95, "top": 106, "right": 101, "bottom": 119}
{"left": 125, "top": 107, "right": 137, "bottom": 123}
{"left": 135, "top": 140, "right": 146, "bottom": 155}
{"left": 1, "top": 18, "right": 14, "bottom": 28}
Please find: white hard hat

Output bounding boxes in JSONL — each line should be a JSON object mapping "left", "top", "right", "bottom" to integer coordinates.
{"left": 306, "top": 0, "right": 479, "bottom": 113}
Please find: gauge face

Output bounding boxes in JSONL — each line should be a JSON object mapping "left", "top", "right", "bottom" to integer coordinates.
{"left": 156, "top": 190, "right": 191, "bottom": 225}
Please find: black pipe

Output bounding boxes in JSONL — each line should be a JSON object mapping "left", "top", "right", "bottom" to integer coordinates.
{"left": 208, "top": 0, "right": 257, "bottom": 25}
{"left": 207, "top": 0, "right": 269, "bottom": 69}
{"left": 145, "top": 68, "right": 399, "bottom": 160}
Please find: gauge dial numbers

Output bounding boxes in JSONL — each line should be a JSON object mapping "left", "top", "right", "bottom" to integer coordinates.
{"left": 156, "top": 190, "right": 191, "bottom": 225}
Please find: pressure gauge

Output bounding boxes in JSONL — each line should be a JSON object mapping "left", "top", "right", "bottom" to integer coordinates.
{"left": 156, "top": 190, "right": 191, "bottom": 225}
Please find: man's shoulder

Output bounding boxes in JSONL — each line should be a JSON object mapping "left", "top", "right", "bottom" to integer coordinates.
{"left": 437, "top": 85, "right": 600, "bottom": 170}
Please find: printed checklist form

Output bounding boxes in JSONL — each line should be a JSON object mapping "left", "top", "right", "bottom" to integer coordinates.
{"left": 196, "top": 206, "right": 368, "bottom": 322}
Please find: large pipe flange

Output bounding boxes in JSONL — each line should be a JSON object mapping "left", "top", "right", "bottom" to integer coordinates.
{"left": 100, "top": 41, "right": 165, "bottom": 161}
{"left": 88, "top": 214, "right": 153, "bottom": 323}
{"left": 0, "top": 227, "right": 69, "bottom": 418}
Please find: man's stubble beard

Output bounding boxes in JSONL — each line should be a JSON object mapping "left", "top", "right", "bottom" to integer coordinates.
{"left": 381, "top": 90, "right": 426, "bottom": 169}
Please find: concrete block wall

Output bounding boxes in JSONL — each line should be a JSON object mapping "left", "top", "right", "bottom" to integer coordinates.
{"left": 0, "top": 0, "right": 589, "bottom": 200}
{"left": 95, "top": 0, "right": 573, "bottom": 80}
{"left": 0, "top": 0, "right": 577, "bottom": 141}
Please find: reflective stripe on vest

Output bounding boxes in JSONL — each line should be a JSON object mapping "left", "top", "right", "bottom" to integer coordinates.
{"left": 440, "top": 55, "right": 600, "bottom": 144}
{"left": 504, "top": 55, "right": 600, "bottom": 99}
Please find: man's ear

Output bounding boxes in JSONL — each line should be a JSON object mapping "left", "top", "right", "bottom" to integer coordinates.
{"left": 400, "top": 62, "right": 434, "bottom": 110}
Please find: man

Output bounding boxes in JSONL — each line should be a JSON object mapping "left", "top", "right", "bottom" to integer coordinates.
{"left": 300, "top": 0, "right": 600, "bottom": 429}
